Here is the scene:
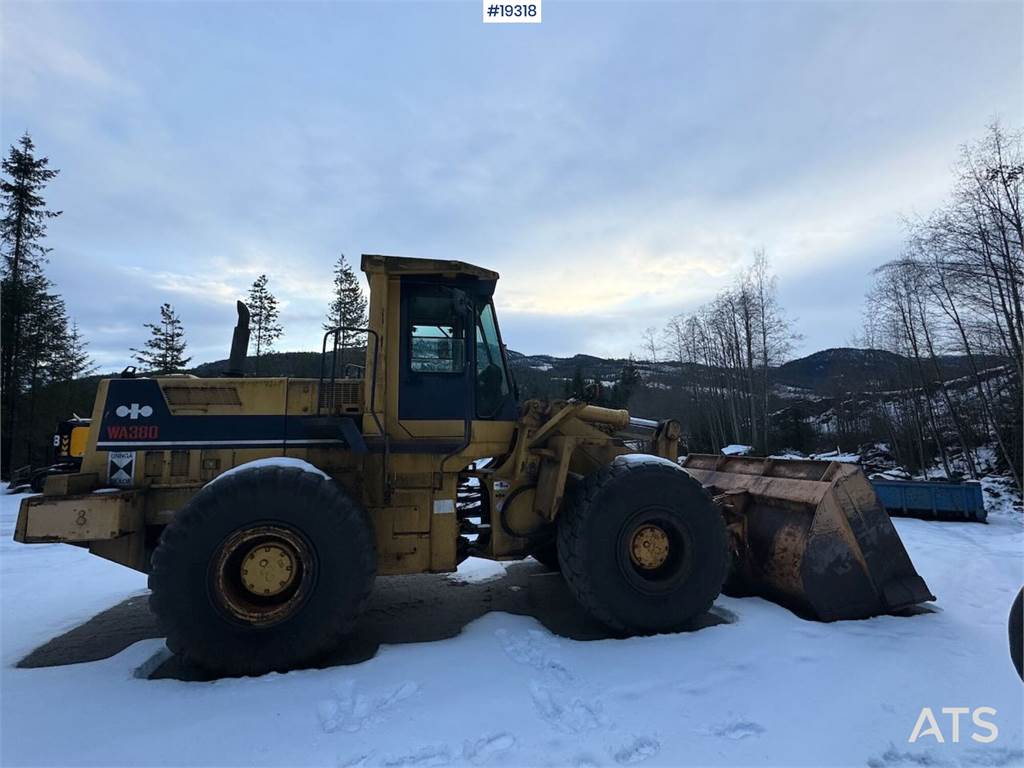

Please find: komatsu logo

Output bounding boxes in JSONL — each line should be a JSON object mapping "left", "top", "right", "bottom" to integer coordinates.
{"left": 115, "top": 403, "right": 153, "bottom": 420}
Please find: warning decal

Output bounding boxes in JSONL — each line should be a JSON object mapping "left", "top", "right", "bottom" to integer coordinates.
{"left": 108, "top": 451, "right": 135, "bottom": 487}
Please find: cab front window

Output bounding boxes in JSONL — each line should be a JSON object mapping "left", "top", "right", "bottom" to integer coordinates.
{"left": 475, "top": 302, "right": 510, "bottom": 418}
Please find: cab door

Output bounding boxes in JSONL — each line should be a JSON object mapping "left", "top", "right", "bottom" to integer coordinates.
{"left": 398, "top": 280, "right": 472, "bottom": 425}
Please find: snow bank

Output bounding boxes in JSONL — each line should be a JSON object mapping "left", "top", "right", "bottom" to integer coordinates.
{"left": 721, "top": 444, "right": 753, "bottom": 456}
{"left": 612, "top": 454, "right": 681, "bottom": 469}
{"left": 2, "top": 491, "right": 1022, "bottom": 767}
{"left": 447, "top": 557, "right": 508, "bottom": 584}
{"left": 809, "top": 448, "right": 862, "bottom": 463}
{"left": 768, "top": 450, "right": 805, "bottom": 460}
{"left": 0, "top": 492, "right": 148, "bottom": 665}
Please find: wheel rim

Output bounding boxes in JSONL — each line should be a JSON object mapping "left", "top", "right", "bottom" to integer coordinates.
{"left": 617, "top": 508, "right": 693, "bottom": 594}
{"left": 211, "top": 525, "right": 316, "bottom": 627}
{"left": 629, "top": 524, "right": 671, "bottom": 570}
{"left": 241, "top": 542, "right": 298, "bottom": 597}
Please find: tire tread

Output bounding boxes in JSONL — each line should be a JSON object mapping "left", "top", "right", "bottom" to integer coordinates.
{"left": 148, "top": 465, "right": 375, "bottom": 676}
{"left": 557, "top": 456, "right": 728, "bottom": 633}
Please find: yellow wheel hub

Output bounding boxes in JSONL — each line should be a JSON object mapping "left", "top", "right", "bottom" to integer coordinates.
{"left": 630, "top": 524, "right": 670, "bottom": 570}
{"left": 241, "top": 543, "right": 296, "bottom": 597}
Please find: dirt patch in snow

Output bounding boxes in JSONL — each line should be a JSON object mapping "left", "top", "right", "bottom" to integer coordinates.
{"left": 18, "top": 559, "right": 732, "bottom": 681}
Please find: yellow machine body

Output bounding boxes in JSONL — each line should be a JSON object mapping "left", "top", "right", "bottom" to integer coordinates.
{"left": 15, "top": 254, "right": 933, "bottom": 624}
{"left": 15, "top": 256, "right": 676, "bottom": 576}
{"left": 61, "top": 422, "right": 90, "bottom": 460}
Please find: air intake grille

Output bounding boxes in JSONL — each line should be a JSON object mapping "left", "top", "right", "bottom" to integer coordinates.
{"left": 164, "top": 385, "right": 241, "bottom": 406}
{"left": 318, "top": 380, "right": 363, "bottom": 414}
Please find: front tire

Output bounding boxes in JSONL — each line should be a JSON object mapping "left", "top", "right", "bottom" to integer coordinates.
{"left": 557, "top": 455, "right": 727, "bottom": 634}
{"left": 149, "top": 465, "right": 375, "bottom": 676}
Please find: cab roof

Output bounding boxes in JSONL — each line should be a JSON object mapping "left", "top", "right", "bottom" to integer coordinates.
{"left": 361, "top": 254, "right": 499, "bottom": 281}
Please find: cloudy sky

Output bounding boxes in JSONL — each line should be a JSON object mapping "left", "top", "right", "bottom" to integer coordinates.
{"left": 2, "top": 0, "right": 1021, "bottom": 370}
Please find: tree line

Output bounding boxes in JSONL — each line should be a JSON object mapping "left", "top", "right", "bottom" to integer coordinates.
{"left": 3, "top": 126, "right": 1020, "bottom": 489}
{"left": 130, "top": 255, "right": 367, "bottom": 375}
{"left": 860, "top": 124, "right": 1022, "bottom": 488}
{"left": 648, "top": 250, "right": 797, "bottom": 455}
{"left": 520, "top": 250, "right": 796, "bottom": 453}
{"left": 0, "top": 132, "right": 368, "bottom": 477}
{"left": 623, "top": 124, "right": 1020, "bottom": 488}
{"left": 1, "top": 134, "right": 93, "bottom": 477}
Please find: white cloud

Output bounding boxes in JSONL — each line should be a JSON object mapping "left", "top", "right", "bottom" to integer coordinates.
{"left": 1, "top": 4, "right": 133, "bottom": 100}
{"left": 2, "top": 0, "right": 1020, "bottom": 366}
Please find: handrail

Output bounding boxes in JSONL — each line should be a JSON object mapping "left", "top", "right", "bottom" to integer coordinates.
{"left": 318, "top": 326, "right": 379, "bottom": 417}
{"left": 318, "top": 326, "right": 389, "bottom": 500}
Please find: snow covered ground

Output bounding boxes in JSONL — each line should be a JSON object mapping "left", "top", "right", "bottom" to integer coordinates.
{"left": 1, "top": 489, "right": 1022, "bottom": 767}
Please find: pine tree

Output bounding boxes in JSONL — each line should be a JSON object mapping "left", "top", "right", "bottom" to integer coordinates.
{"left": 1, "top": 132, "right": 62, "bottom": 475}
{"left": 564, "top": 365, "right": 587, "bottom": 399}
{"left": 247, "top": 273, "right": 282, "bottom": 372}
{"left": 611, "top": 356, "right": 642, "bottom": 408}
{"left": 20, "top": 289, "right": 70, "bottom": 464}
{"left": 22, "top": 288, "right": 69, "bottom": 385}
{"left": 53, "top": 320, "right": 96, "bottom": 382}
{"left": 53, "top": 320, "right": 96, "bottom": 415}
{"left": 324, "top": 254, "right": 368, "bottom": 367}
{"left": 132, "top": 303, "right": 192, "bottom": 374}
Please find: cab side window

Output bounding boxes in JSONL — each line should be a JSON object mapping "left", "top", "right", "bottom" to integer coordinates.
{"left": 409, "top": 292, "right": 466, "bottom": 374}
{"left": 475, "top": 302, "right": 510, "bottom": 418}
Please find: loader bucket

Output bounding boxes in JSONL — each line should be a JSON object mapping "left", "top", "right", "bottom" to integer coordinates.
{"left": 682, "top": 454, "right": 935, "bottom": 621}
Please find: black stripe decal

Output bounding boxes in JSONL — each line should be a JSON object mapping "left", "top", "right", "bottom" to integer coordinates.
{"left": 97, "top": 379, "right": 367, "bottom": 453}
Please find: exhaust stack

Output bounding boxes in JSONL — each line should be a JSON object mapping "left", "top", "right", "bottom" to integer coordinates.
{"left": 223, "top": 301, "right": 251, "bottom": 377}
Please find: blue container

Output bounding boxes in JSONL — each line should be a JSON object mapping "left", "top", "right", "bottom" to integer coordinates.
{"left": 870, "top": 478, "right": 987, "bottom": 523}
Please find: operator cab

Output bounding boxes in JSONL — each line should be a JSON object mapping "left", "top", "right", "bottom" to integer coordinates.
{"left": 397, "top": 270, "right": 516, "bottom": 422}
{"left": 359, "top": 255, "right": 519, "bottom": 447}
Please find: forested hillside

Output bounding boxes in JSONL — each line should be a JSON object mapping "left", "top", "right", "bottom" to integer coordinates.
{"left": 14, "top": 343, "right": 1010, "bottom": 483}
{"left": 3, "top": 127, "right": 1020, "bottom": 492}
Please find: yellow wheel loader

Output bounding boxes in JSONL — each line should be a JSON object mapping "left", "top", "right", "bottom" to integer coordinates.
{"left": 14, "top": 255, "right": 934, "bottom": 676}
{"left": 8, "top": 416, "right": 91, "bottom": 493}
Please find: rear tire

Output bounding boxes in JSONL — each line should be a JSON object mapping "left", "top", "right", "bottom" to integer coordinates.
{"left": 149, "top": 465, "right": 376, "bottom": 676}
{"left": 558, "top": 455, "right": 727, "bottom": 634}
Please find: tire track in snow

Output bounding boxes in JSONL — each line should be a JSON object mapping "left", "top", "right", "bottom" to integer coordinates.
{"left": 495, "top": 626, "right": 662, "bottom": 763}
{"left": 341, "top": 733, "right": 517, "bottom": 768}
{"left": 317, "top": 679, "right": 419, "bottom": 734}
